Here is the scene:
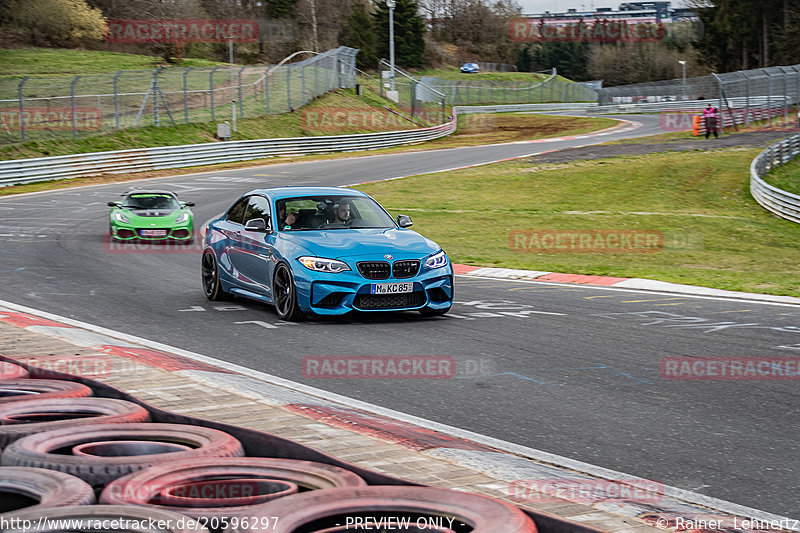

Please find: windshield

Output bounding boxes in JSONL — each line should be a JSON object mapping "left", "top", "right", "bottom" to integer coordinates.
{"left": 276, "top": 195, "right": 396, "bottom": 231}
{"left": 123, "top": 193, "right": 180, "bottom": 210}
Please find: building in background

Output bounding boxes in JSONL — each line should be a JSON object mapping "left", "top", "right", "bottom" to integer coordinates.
{"left": 521, "top": 2, "right": 697, "bottom": 24}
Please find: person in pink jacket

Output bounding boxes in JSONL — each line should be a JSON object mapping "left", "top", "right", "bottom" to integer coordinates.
{"left": 703, "top": 103, "right": 719, "bottom": 139}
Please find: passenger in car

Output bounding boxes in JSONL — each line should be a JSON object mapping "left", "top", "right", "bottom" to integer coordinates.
{"left": 277, "top": 202, "right": 297, "bottom": 230}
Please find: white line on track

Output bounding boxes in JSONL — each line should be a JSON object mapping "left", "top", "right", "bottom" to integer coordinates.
{"left": 0, "top": 297, "right": 796, "bottom": 527}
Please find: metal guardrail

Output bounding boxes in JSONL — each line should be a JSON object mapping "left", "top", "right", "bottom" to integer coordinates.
{"left": 750, "top": 133, "right": 800, "bottom": 224}
{"left": 453, "top": 103, "right": 597, "bottom": 114}
{"left": 587, "top": 96, "right": 792, "bottom": 114}
{"left": 0, "top": 121, "right": 455, "bottom": 186}
{"left": 0, "top": 102, "right": 604, "bottom": 186}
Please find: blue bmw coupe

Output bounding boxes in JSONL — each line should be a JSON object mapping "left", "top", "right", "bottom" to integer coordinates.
{"left": 202, "top": 187, "right": 454, "bottom": 320}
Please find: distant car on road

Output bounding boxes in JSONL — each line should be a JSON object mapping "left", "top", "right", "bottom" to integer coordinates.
{"left": 461, "top": 62, "right": 480, "bottom": 74}
{"left": 108, "top": 190, "right": 195, "bottom": 243}
{"left": 201, "top": 187, "right": 454, "bottom": 320}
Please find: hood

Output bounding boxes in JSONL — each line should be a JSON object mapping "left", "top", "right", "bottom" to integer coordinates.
{"left": 281, "top": 228, "right": 440, "bottom": 260}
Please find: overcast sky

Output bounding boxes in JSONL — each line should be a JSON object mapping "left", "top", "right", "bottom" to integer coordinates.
{"left": 518, "top": 0, "right": 690, "bottom": 14}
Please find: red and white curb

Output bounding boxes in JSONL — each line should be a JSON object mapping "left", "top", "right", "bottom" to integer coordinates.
{"left": 0, "top": 298, "right": 796, "bottom": 531}
{"left": 454, "top": 264, "right": 800, "bottom": 306}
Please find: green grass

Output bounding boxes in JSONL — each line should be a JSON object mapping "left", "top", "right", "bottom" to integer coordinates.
{"left": 0, "top": 88, "right": 419, "bottom": 160}
{"left": 425, "top": 113, "right": 619, "bottom": 149}
{"left": 356, "top": 148, "right": 800, "bottom": 297}
{"left": 0, "top": 48, "right": 225, "bottom": 78}
{"left": 601, "top": 131, "right": 700, "bottom": 144}
{"left": 410, "top": 66, "right": 573, "bottom": 83}
{"left": 764, "top": 156, "right": 800, "bottom": 195}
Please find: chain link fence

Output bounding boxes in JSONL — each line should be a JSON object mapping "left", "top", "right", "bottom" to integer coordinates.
{"left": 0, "top": 47, "right": 358, "bottom": 145}
{"left": 378, "top": 60, "right": 447, "bottom": 127}
{"left": 415, "top": 70, "right": 598, "bottom": 105}
{"left": 597, "top": 64, "right": 800, "bottom": 128}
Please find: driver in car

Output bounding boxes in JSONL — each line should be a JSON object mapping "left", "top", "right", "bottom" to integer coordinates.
{"left": 333, "top": 202, "right": 351, "bottom": 224}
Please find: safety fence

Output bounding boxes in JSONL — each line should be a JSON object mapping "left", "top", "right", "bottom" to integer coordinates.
{"left": 597, "top": 64, "right": 800, "bottom": 128}
{"left": 417, "top": 69, "right": 598, "bottom": 105}
{"left": 750, "top": 133, "right": 800, "bottom": 224}
{"left": 0, "top": 47, "right": 358, "bottom": 145}
{"left": 377, "top": 60, "right": 448, "bottom": 127}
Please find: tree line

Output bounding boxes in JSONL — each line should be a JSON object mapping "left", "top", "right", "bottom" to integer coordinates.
{"left": 0, "top": 0, "right": 797, "bottom": 83}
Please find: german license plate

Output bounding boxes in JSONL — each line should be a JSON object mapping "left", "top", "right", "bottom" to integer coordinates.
{"left": 370, "top": 282, "right": 413, "bottom": 295}
{"left": 140, "top": 229, "right": 167, "bottom": 237}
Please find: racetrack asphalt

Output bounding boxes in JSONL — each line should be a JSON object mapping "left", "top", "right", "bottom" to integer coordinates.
{"left": 0, "top": 114, "right": 798, "bottom": 519}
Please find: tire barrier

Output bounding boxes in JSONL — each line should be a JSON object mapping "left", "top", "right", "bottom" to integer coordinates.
{"left": 0, "top": 398, "right": 150, "bottom": 450}
{"left": 0, "top": 467, "right": 95, "bottom": 516}
{"left": 0, "top": 363, "right": 28, "bottom": 381}
{"left": 0, "top": 379, "right": 92, "bottom": 405}
{"left": 0, "top": 505, "right": 210, "bottom": 533}
{"left": 1, "top": 423, "right": 245, "bottom": 487}
{"left": 101, "top": 457, "right": 367, "bottom": 522}
{"left": 0, "top": 353, "right": 597, "bottom": 533}
{"left": 226, "top": 486, "right": 538, "bottom": 533}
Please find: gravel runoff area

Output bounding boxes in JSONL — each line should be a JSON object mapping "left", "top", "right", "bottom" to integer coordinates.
{"left": 529, "top": 130, "right": 793, "bottom": 164}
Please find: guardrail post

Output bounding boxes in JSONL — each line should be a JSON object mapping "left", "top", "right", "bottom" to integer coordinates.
{"left": 113, "top": 71, "right": 123, "bottom": 130}
{"left": 210, "top": 67, "right": 219, "bottom": 121}
{"left": 287, "top": 65, "right": 292, "bottom": 111}
{"left": 301, "top": 63, "right": 306, "bottom": 105}
{"left": 71, "top": 75, "right": 80, "bottom": 139}
{"left": 17, "top": 77, "right": 28, "bottom": 142}
{"left": 152, "top": 69, "right": 160, "bottom": 127}
{"left": 238, "top": 66, "right": 245, "bottom": 118}
{"left": 265, "top": 68, "right": 271, "bottom": 114}
{"left": 314, "top": 62, "right": 319, "bottom": 97}
{"left": 783, "top": 68, "right": 789, "bottom": 125}
{"left": 183, "top": 67, "right": 192, "bottom": 124}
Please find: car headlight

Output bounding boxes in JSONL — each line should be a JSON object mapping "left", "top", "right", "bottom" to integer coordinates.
{"left": 114, "top": 212, "right": 130, "bottom": 224}
{"left": 175, "top": 213, "right": 189, "bottom": 224}
{"left": 298, "top": 256, "right": 351, "bottom": 273}
{"left": 425, "top": 250, "right": 448, "bottom": 269}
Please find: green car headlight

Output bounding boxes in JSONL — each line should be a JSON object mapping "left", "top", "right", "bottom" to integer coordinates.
{"left": 114, "top": 212, "right": 130, "bottom": 224}
{"left": 175, "top": 213, "right": 190, "bottom": 224}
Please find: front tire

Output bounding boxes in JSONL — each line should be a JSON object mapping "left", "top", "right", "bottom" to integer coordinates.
{"left": 273, "top": 263, "right": 304, "bottom": 321}
{"left": 202, "top": 250, "right": 228, "bottom": 301}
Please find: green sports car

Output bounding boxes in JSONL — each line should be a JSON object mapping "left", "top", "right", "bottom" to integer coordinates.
{"left": 108, "top": 190, "right": 195, "bottom": 242}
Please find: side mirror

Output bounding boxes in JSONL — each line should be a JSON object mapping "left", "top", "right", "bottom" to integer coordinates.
{"left": 107, "top": 202, "right": 121, "bottom": 207}
{"left": 182, "top": 201, "right": 195, "bottom": 207}
{"left": 244, "top": 218, "right": 270, "bottom": 232}
{"left": 396, "top": 214, "right": 413, "bottom": 228}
